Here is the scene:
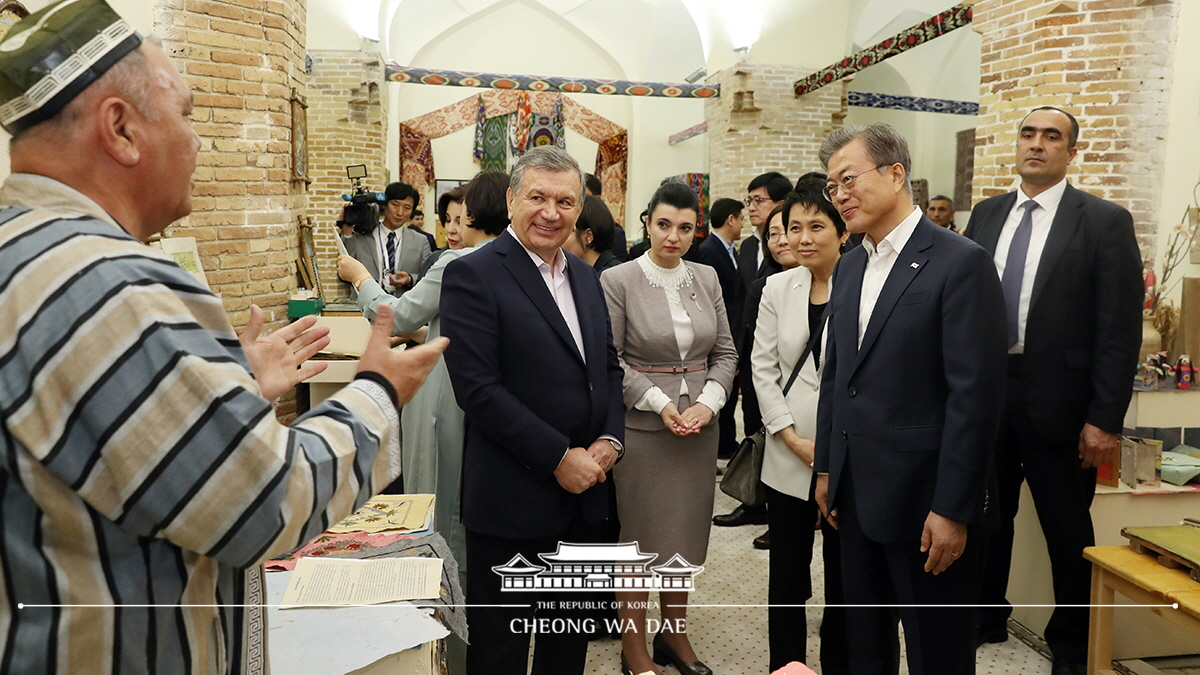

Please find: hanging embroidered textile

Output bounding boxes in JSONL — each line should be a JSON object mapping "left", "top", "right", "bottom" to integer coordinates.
{"left": 526, "top": 95, "right": 566, "bottom": 150}
{"left": 669, "top": 173, "right": 710, "bottom": 228}
{"left": 480, "top": 113, "right": 509, "bottom": 173}
{"left": 399, "top": 123, "right": 434, "bottom": 193}
{"left": 509, "top": 91, "right": 534, "bottom": 160}
{"left": 472, "top": 95, "right": 485, "bottom": 163}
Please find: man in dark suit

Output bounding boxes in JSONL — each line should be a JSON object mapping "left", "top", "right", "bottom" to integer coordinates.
{"left": 814, "top": 123, "right": 1008, "bottom": 675}
{"left": 698, "top": 197, "right": 745, "bottom": 461}
{"left": 965, "top": 107, "right": 1142, "bottom": 675}
{"left": 440, "top": 146, "right": 625, "bottom": 675}
{"left": 341, "top": 181, "right": 432, "bottom": 297}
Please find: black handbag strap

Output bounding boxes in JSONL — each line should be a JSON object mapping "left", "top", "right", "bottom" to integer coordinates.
{"left": 781, "top": 302, "right": 831, "bottom": 397}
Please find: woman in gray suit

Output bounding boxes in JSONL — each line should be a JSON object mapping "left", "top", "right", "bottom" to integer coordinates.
{"left": 751, "top": 184, "right": 849, "bottom": 673}
{"left": 601, "top": 182, "right": 737, "bottom": 675}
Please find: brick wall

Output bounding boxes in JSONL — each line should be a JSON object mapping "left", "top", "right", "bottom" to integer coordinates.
{"left": 305, "top": 50, "right": 389, "bottom": 301}
{"left": 155, "top": 0, "right": 309, "bottom": 418}
{"left": 705, "top": 64, "right": 847, "bottom": 235}
{"left": 972, "top": 0, "right": 1180, "bottom": 261}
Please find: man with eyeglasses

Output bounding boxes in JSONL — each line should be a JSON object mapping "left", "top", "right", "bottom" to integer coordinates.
{"left": 964, "top": 106, "right": 1142, "bottom": 675}
{"left": 814, "top": 123, "right": 1008, "bottom": 675}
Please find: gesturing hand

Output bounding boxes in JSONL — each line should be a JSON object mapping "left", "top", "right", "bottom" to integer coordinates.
{"left": 356, "top": 305, "right": 448, "bottom": 407}
{"left": 554, "top": 447, "right": 607, "bottom": 494}
{"left": 920, "top": 511, "right": 968, "bottom": 575}
{"left": 239, "top": 304, "right": 330, "bottom": 402}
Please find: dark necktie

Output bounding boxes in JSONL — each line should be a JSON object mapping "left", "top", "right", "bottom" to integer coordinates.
{"left": 386, "top": 231, "right": 397, "bottom": 275}
{"left": 1002, "top": 200, "right": 1038, "bottom": 348}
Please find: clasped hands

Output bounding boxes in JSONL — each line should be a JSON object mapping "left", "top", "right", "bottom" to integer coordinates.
{"left": 554, "top": 440, "right": 619, "bottom": 494}
{"left": 660, "top": 402, "right": 714, "bottom": 436}
{"left": 814, "top": 474, "right": 967, "bottom": 576}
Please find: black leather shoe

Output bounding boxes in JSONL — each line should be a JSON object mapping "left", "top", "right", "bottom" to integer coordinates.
{"left": 752, "top": 531, "right": 770, "bottom": 549}
{"left": 1051, "top": 659, "right": 1086, "bottom": 675}
{"left": 652, "top": 632, "right": 713, "bottom": 675}
{"left": 712, "top": 505, "right": 768, "bottom": 527}
{"left": 975, "top": 625, "right": 1007, "bottom": 648}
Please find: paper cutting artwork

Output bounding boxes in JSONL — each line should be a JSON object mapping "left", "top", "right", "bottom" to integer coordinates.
{"left": 327, "top": 494, "right": 435, "bottom": 533}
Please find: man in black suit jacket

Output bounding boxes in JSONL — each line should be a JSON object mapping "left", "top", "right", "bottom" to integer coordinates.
{"left": 965, "top": 107, "right": 1142, "bottom": 675}
{"left": 814, "top": 124, "right": 1008, "bottom": 675}
{"left": 441, "top": 147, "right": 625, "bottom": 675}
{"left": 697, "top": 198, "right": 745, "bottom": 461}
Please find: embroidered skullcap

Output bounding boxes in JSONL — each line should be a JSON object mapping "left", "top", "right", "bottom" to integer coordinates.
{"left": 0, "top": 0, "right": 143, "bottom": 133}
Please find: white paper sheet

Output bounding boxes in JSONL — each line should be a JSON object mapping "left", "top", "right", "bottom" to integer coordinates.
{"left": 280, "top": 557, "right": 442, "bottom": 608}
{"left": 266, "top": 571, "right": 449, "bottom": 675}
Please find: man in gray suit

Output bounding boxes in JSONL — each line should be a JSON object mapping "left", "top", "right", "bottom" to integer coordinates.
{"left": 342, "top": 181, "right": 432, "bottom": 297}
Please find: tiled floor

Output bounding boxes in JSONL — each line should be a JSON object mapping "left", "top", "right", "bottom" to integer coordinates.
{"left": 581, "top": 478, "right": 1055, "bottom": 675}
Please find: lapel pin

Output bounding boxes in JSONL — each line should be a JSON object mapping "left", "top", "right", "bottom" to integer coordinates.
{"left": 910, "top": 262, "right": 920, "bottom": 269}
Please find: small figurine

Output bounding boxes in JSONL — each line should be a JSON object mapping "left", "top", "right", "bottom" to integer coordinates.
{"left": 1138, "top": 361, "right": 1159, "bottom": 390}
{"left": 1176, "top": 355, "right": 1195, "bottom": 390}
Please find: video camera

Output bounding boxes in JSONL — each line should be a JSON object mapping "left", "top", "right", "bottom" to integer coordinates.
{"left": 337, "top": 164, "right": 387, "bottom": 235}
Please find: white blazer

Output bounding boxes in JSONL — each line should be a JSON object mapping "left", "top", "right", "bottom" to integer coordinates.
{"left": 751, "top": 266, "right": 826, "bottom": 500}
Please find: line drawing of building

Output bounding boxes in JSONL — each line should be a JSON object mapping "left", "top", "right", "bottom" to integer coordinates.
{"left": 491, "top": 542, "right": 705, "bottom": 592}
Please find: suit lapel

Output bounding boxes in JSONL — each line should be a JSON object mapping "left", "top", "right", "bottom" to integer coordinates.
{"left": 497, "top": 233, "right": 586, "bottom": 364}
{"left": 835, "top": 249, "right": 866, "bottom": 370}
{"left": 850, "top": 218, "right": 933, "bottom": 378}
{"left": 974, "top": 192, "right": 1017, "bottom": 256}
{"left": 1029, "top": 184, "right": 1083, "bottom": 313}
{"left": 567, "top": 256, "right": 599, "bottom": 366}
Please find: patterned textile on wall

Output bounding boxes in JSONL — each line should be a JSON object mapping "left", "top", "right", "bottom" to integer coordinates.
{"left": 480, "top": 114, "right": 509, "bottom": 173}
{"left": 669, "top": 173, "right": 709, "bottom": 231}
{"left": 399, "top": 89, "right": 627, "bottom": 220}
{"left": 526, "top": 95, "right": 566, "bottom": 151}
{"left": 399, "top": 122, "right": 434, "bottom": 193}
{"left": 848, "top": 91, "right": 978, "bottom": 115}
{"left": 385, "top": 64, "right": 720, "bottom": 99}
{"left": 472, "top": 95, "right": 485, "bottom": 163}
{"left": 794, "top": 3, "right": 974, "bottom": 95}
{"left": 597, "top": 131, "right": 628, "bottom": 224}
{"left": 510, "top": 91, "right": 534, "bottom": 158}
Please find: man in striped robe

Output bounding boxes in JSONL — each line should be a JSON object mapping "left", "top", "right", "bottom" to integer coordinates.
{"left": 0, "top": 1, "right": 447, "bottom": 673}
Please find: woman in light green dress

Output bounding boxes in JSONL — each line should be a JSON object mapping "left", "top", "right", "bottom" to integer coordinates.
{"left": 336, "top": 171, "right": 509, "bottom": 576}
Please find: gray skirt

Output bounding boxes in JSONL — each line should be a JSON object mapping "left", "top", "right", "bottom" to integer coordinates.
{"left": 613, "top": 415, "right": 718, "bottom": 567}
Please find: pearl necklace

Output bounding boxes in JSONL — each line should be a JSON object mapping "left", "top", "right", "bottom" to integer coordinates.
{"left": 638, "top": 255, "right": 693, "bottom": 305}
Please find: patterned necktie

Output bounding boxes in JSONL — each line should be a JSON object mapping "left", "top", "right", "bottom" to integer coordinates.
{"left": 385, "top": 231, "right": 397, "bottom": 275}
{"left": 1002, "top": 200, "right": 1038, "bottom": 348}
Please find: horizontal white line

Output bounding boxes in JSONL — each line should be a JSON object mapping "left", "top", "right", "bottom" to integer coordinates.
{"left": 18, "top": 603, "right": 526, "bottom": 609}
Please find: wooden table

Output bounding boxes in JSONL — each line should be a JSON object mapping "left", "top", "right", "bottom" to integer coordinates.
{"left": 1084, "top": 545, "right": 1200, "bottom": 674}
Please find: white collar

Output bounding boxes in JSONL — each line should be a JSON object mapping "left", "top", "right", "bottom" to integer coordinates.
{"left": 863, "top": 206, "right": 922, "bottom": 257}
{"left": 1018, "top": 176, "right": 1068, "bottom": 213}
{"left": 506, "top": 226, "right": 566, "bottom": 274}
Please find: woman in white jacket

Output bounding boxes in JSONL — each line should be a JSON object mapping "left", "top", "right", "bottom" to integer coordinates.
{"left": 751, "top": 183, "right": 850, "bottom": 673}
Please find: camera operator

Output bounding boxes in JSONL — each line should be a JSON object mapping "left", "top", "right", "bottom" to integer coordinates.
{"left": 342, "top": 181, "right": 432, "bottom": 297}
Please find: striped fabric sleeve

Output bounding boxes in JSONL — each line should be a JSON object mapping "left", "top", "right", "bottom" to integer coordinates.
{"left": 0, "top": 214, "right": 399, "bottom": 570}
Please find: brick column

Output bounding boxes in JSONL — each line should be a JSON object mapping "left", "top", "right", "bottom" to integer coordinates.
{"left": 156, "top": 0, "right": 309, "bottom": 418}
{"left": 972, "top": 0, "right": 1180, "bottom": 261}
{"left": 305, "top": 50, "right": 389, "bottom": 301}
{"left": 705, "top": 64, "right": 847, "bottom": 234}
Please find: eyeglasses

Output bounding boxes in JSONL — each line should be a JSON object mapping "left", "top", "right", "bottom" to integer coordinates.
{"left": 744, "top": 195, "right": 771, "bottom": 207}
{"left": 822, "top": 165, "right": 887, "bottom": 202}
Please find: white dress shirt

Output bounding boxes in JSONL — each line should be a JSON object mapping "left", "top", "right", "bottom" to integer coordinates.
{"left": 858, "top": 207, "right": 922, "bottom": 347}
{"left": 375, "top": 224, "right": 403, "bottom": 292}
{"left": 716, "top": 232, "right": 738, "bottom": 268}
{"left": 508, "top": 226, "right": 586, "bottom": 363}
{"left": 631, "top": 282, "right": 729, "bottom": 416}
{"left": 991, "top": 177, "right": 1067, "bottom": 353}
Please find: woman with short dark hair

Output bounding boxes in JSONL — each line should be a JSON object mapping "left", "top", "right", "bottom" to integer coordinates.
{"left": 563, "top": 195, "right": 621, "bottom": 274}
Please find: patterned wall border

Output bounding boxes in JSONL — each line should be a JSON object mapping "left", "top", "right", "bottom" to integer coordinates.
{"left": 848, "top": 91, "right": 978, "bottom": 115}
{"left": 386, "top": 65, "right": 720, "bottom": 99}
{"left": 794, "top": 3, "right": 974, "bottom": 96}
{"left": 668, "top": 121, "right": 708, "bottom": 146}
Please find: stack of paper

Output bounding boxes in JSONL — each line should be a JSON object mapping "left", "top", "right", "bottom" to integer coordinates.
{"left": 280, "top": 557, "right": 443, "bottom": 608}
{"left": 328, "top": 494, "right": 435, "bottom": 534}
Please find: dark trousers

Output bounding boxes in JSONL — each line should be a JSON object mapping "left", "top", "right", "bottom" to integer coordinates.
{"left": 766, "top": 485, "right": 849, "bottom": 674}
{"left": 978, "top": 374, "right": 1096, "bottom": 665}
{"left": 465, "top": 517, "right": 601, "bottom": 675}
{"left": 837, "top": 469, "right": 984, "bottom": 675}
{"left": 718, "top": 386, "right": 740, "bottom": 458}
